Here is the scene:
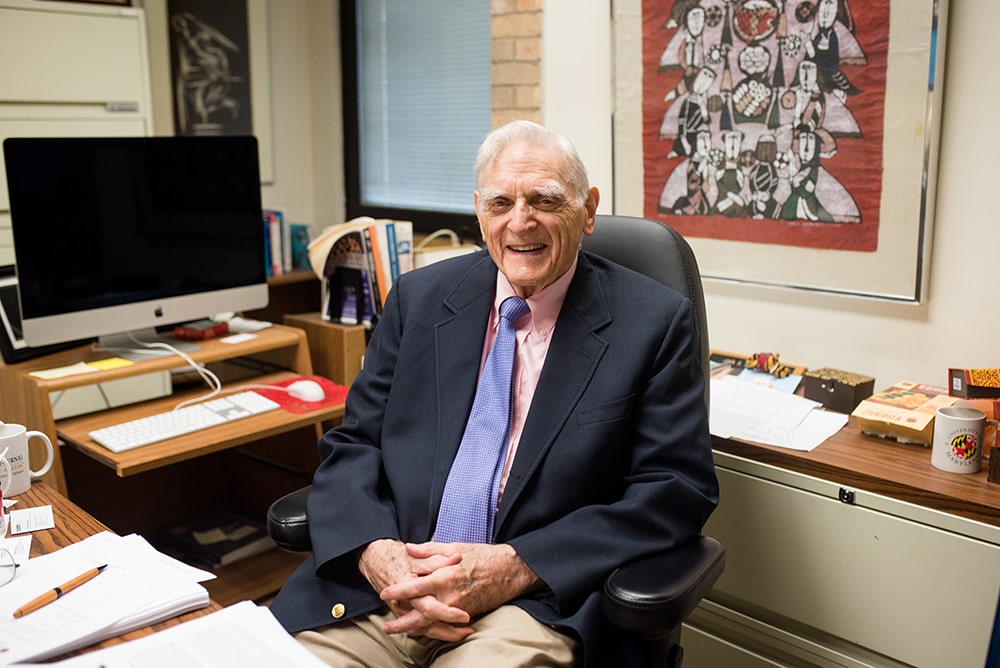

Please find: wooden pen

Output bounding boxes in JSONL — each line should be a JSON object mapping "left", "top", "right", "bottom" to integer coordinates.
{"left": 12, "top": 564, "right": 108, "bottom": 618}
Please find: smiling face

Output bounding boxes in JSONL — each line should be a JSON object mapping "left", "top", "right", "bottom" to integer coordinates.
{"left": 475, "top": 139, "right": 599, "bottom": 298}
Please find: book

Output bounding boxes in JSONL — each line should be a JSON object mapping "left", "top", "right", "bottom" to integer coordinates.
{"left": 160, "top": 507, "right": 274, "bottom": 568}
{"left": 306, "top": 217, "right": 422, "bottom": 327}
{"left": 308, "top": 217, "right": 381, "bottom": 328}
{"left": 368, "top": 220, "right": 398, "bottom": 308}
{"left": 851, "top": 381, "right": 959, "bottom": 446}
{"left": 262, "top": 208, "right": 289, "bottom": 276}
{"left": 290, "top": 223, "right": 312, "bottom": 270}
{"left": 394, "top": 220, "right": 414, "bottom": 274}
{"left": 362, "top": 225, "right": 383, "bottom": 318}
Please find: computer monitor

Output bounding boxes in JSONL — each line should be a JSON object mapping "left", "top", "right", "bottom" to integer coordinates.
{"left": 3, "top": 135, "right": 269, "bottom": 349}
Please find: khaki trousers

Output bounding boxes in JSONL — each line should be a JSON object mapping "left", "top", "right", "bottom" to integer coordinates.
{"left": 295, "top": 604, "right": 578, "bottom": 667}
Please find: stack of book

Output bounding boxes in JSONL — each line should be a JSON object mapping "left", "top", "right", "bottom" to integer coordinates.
{"left": 308, "top": 217, "right": 415, "bottom": 328}
{"left": 159, "top": 507, "right": 274, "bottom": 569}
{"left": 263, "top": 207, "right": 313, "bottom": 277}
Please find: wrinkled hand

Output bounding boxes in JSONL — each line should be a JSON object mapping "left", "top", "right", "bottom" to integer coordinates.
{"left": 377, "top": 542, "right": 543, "bottom": 638}
{"left": 358, "top": 539, "right": 472, "bottom": 641}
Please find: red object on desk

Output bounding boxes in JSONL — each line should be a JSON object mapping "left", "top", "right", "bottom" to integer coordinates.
{"left": 256, "top": 375, "right": 349, "bottom": 413}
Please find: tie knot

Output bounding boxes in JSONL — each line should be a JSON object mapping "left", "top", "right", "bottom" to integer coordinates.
{"left": 499, "top": 296, "right": 530, "bottom": 324}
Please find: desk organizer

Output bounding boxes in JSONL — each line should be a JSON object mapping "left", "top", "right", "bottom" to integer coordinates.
{"left": 803, "top": 367, "right": 875, "bottom": 414}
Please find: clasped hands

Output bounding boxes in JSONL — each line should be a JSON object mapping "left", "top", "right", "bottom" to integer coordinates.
{"left": 358, "top": 538, "right": 541, "bottom": 642}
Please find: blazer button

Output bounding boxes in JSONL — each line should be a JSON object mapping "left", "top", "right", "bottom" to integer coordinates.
{"left": 331, "top": 603, "right": 346, "bottom": 619}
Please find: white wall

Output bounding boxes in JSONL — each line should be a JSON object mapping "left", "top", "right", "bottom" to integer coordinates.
{"left": 546, "top": 0, "right": 999, "bottom": 389}
{"left": 213, "top": 1, "right": 994, "bottom": 389}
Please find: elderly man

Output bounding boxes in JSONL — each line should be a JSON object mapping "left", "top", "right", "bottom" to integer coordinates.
{"left": 270, "top": 120, "right": 718, "bottom": 667}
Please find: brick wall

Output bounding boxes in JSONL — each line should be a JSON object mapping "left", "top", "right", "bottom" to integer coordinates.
{"left": 491, "top": 0, "right": 542, "bottom": 127}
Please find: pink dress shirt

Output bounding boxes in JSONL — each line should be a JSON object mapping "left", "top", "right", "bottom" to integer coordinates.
{"left": 479, "top": 258, "right": 578, "bottom": 502}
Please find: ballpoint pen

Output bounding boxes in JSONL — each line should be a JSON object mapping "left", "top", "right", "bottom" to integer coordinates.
{"left": 12, "top": 564, "right": 108, "bottom": 618}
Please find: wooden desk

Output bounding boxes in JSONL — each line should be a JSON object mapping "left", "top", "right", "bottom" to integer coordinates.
{"left": 15, "top": 482, "right": 222, "bottom": 657}
{"left": 0, "top": 324, "right": 331, "bottom": 492}
{"left": 712, "top": 414, "right": 1000, "bottom": 527}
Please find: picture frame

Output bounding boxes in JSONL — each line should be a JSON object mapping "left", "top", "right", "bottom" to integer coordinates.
{"left": 626, "top": 0, "right": 948, "bottom": 302}
{"left": 147, "top": 0, "right": 274, "bottom": 184}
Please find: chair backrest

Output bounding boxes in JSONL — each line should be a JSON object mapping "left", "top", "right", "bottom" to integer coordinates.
{"left": 582, "top": 215, "right": 710, "bottom": 405}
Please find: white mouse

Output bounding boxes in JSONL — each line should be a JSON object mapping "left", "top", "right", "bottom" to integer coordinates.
{"left": 287, "top": 379, "right": 326, "bottom": 403}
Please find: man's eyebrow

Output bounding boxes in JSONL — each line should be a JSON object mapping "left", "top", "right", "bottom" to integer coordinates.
{"left": 478, "top": 184, "right": 569, "bottom": 203}
{"left": 478, "top": 188, "right": 505, "bottom": 202}
{"left": 533, "top": 184, "right": 568, "bottom": 199}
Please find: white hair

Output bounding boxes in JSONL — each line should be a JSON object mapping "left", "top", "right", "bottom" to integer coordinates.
{"left": 474, "top": 120, "right": 590, "bottom": 206}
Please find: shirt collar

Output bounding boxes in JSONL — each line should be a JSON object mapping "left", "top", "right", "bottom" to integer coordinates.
{"left": 494, "top": 255, "right": 578, "bottom": 337}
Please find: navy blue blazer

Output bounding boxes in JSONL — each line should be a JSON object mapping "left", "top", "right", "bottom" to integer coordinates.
{"left": 270, "top": 249, "right": 718, "bottom": 666}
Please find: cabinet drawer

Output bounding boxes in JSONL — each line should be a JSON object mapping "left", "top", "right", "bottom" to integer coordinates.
{"left": 706, "top": 464, "right": 1000, "bottom": 668}
{"left": 0, "top": 4, "right": 147, "bottom": 106}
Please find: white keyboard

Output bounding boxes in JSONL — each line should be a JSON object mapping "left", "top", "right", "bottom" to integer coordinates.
{"left": 89, "top": 391, "right": 282, "bottom": 453}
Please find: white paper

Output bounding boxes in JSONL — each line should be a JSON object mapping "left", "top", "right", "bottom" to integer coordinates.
{"left": 0, "top": 534, "right": 31, "bottom": 562}
{"left": 47, "top": 601, "right": 327, "bottom": 668}
{"left": 710, "top": 378, "right": 848, "bottom": 451}
{"left": 0, "top": 532, "right": 212, "bottom": 665}
{"left": 8, "top": 505, "right": 54, "bottom": 534}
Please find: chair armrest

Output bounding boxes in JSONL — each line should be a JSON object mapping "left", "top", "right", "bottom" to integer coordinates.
{"left": 267, "top": 485, "right": 727, "bottom": 637}
{"left": 267, "top": 485, "right": 313, "bottom": 552}
{"left": 602, "top": 536, "right": 726, "bottom": 637}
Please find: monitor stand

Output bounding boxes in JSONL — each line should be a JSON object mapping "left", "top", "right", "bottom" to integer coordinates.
{"left": 97, "top": 328, "right": 202, "bottom": 361}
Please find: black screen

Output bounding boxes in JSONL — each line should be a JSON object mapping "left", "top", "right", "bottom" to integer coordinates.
{"left": 4, "top": 136, "right": 266, "bottom": 322}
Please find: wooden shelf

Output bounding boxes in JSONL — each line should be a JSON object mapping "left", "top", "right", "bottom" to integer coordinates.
{"left": 0, "top": 324, "right": 319, "bottom": 491}
{"left": 57, "top": 371, "right": 343, "bottom": 477}
{"left": 203, "top": 547, "right": 309, "bottom": 607}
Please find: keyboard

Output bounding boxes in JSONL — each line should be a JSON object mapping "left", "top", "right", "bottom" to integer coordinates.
{"left": 89, "top": 391, "right": 282, "bottom": 453}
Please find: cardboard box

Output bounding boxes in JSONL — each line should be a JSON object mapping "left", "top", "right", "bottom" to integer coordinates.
{"left": 851, "top": 381, "right": 958, "bottom": 446}
{"left": 948, "top": 367, "right": 1000, "bottom": 398}
{"left": 802, "top": 368, "right": 875, "bottom": 414}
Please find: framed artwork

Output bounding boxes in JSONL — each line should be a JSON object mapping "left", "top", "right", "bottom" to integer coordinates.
{"left": 639, "top": 0, "right": 948, "bottom": 302}
{"left": 163, "top": 0, "right": 273, "bottom": 183}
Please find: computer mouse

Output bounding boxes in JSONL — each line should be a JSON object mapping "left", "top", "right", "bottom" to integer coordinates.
{"left": 287, "top": 379, "right": 326, "bottom": 403}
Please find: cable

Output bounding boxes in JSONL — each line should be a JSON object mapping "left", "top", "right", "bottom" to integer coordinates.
{"left": 92, "top": 332, "right": 301, "bottom": 410}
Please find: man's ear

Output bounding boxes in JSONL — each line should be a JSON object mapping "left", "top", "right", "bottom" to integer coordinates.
{"left": 582, "top": 186, "right": 600, "bottom": 236}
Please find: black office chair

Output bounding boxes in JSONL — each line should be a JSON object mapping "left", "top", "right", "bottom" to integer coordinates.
{"left": 267, "top": 215, "right": 725, "bottom": 667}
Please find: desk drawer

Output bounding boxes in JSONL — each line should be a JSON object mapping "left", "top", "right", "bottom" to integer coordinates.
{"left": 705, "top": 464, "right": 1000, "bottom": 668}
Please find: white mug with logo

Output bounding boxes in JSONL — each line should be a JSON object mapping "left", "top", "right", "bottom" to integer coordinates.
{"left": 0, "top": 421, "right": 54, "bottom": 496}
{"left": 931, "top": 406, "right": 996, "bottom": 474}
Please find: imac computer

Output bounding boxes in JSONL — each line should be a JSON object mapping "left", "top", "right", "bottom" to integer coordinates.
{"left": 3, "top": 135, "right": 269, "bottom": 350}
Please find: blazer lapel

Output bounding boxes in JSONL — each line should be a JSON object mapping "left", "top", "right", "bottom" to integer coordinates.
{"left": 495, "top": 253, "right": 611, "bottom": 530}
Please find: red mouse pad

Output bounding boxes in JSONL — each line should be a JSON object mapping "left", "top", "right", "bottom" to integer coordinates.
{"left": 257, "top": 375, "right": 349, "bottom": 413}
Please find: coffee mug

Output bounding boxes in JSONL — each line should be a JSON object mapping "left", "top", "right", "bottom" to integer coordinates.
{"left": 0, "top": 422, "right": 54, "bottom": 496}
{"left": 931, "top": 406, "right": 997, "bottom": 474}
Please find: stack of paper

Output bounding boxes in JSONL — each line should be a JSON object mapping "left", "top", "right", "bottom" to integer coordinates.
{"left": 710, "top": 378, "right": 848, "bottom": 451}
{"left": 0, "top": 531, "right": 213, "bottom": 664}
{"left": 46, "top": 601, "right": 327, "bottom": 667}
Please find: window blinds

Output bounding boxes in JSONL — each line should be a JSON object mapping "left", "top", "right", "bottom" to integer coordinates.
{"left": 356, "top": 0, "right": 491, "bottom": 215}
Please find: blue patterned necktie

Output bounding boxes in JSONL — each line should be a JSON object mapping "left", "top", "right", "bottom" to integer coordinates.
{"left": 435, "top": 296, "right": 531, "bottom": 544}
